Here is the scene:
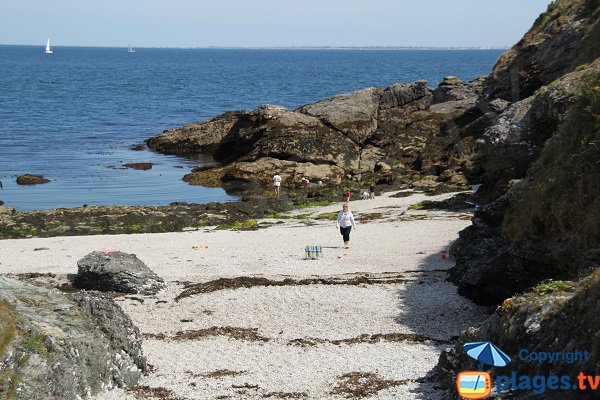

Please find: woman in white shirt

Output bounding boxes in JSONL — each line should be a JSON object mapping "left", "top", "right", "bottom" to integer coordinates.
{"left": 336, "top": 203, "right": 357, "bottom": 249}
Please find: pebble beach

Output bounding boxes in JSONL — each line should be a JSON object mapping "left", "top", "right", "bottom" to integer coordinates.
{"left": 0, "top": 190, "right": 488, "bottom": 399}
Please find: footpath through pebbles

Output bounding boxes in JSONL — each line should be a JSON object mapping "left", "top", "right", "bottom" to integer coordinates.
{"left": 0, "top": 191, "right": 488, "bottom": 399}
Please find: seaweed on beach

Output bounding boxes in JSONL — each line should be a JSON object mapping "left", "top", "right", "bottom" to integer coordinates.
{"left": 175, "top": 274, "right": 408, "bottom": 301}
{"left": 129, "top": 385, "right": 186, "bottom": 400}
{"left": 263, "top": 391, "right": 308, "bottom": 398}
{"left": 187, "top": 369, "right": 248, "bottom": 378}
{"left": 287, "top": 332, "right": 449, "bottom": 347}
{"left": 173, "top": 326, "right": 270, "bottom": 342}
{"left": 330, "top": 372, "right": 409, "bottom": 398}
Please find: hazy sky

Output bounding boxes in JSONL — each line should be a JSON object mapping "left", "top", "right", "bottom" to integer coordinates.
{"left": 0, "top": 0, "right": 552, "bottom": 48}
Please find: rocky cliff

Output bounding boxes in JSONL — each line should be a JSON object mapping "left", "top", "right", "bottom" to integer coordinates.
{"left": 449, "top": 61, "right": 600, "bottom": 304}
{"left": 484, "top": 0, "right": 600, "bottom": 102}
{"left": 434, "top": 0, "right": 600, "bottom": 397}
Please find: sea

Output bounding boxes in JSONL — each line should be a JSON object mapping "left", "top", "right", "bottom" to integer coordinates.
{"left": 0, "top": 46, "right": 504, "bottom": 211}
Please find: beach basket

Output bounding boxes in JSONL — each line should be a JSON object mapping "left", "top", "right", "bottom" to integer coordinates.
{"left": 305, "top": 245, "right": 323, "bottom": 259}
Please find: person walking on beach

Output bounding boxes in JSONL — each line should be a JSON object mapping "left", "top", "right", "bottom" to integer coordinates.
{"left": 344, "top": 190, "right": 351, "bottom": 202}
{"left": 336, "top": 203, "right": 357, "bottom": 249}
{"left": 369, "top": 185, "right": 375, "bottom": 200}
{"left": 273, "top": 173, "right": 282, "bottom": 199}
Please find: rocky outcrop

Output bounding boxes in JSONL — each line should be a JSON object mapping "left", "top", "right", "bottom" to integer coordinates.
{"left": 436, "top": 267, "right": 600, "bottom": 399}
{"left": 16, "top": 174, "right": 49, "bottom": 185}
{"left": 74, "top": 251, "right": 165, "bottom": 295}
{"left": 147, "top": 79, "right": 484, "bottom": 191}
{"left": 0, "top": 276, "right": 146, "bottom": 399}
{"left": 485, "top": 0, "right": 600, "bottom": 102}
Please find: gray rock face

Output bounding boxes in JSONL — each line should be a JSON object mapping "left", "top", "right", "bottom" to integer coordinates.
{"left": 478, "top": 65, "right": 587, "bottom": 198}
{"left": 0, "top": 276, "right": 146, "bottom": 399}
{"left": 74, "top": 251, "right": 165, "bottom": 295}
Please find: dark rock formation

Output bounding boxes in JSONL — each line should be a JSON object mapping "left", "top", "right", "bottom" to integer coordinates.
{"left": 122, "top": 162, "right": 153, "bottom": 170}
{"left": 16, "top": 174, "right": 50, "bottom": 185}
{"left": 450, "top": 60, "right": 600, "bottom": 305}
{"left": 74, "top": 251, "right": 165, "bottom": 294}
{"left": 436, "top": 267, "right": 600, "bottom": 399}
{"left": 0, "top": 276, "right": 146, "bottom": 399}
{"left": 147, "top": 79, "right": 485, "bottom": 192}
{"left": 485, "top": 0, "right": 600, "bottom": 102}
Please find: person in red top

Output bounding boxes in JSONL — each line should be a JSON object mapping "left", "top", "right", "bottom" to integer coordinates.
{"left": 345, "top": 190, "right": 351, "bottom": 202}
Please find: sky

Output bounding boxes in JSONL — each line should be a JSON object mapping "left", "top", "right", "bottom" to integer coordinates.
{"left": 0, "top": 0, "right": 552, "bottom": 48}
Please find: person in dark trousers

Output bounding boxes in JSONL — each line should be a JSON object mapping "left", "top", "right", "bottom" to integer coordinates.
{"left": 336, "top": 203, "right": 357, "bottom": 249}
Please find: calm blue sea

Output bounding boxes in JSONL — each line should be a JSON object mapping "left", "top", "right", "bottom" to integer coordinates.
{"left": 0, "top": 45, "right": 503, "bottom": 211}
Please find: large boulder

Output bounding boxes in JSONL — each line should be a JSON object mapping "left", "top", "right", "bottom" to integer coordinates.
{"left": 485, "top": 0, "right": 600, "bottom": 102}
{"left": 0, "top": 276, "right": 146, "bottom": 399}
{"left": 297, "top": 87, "right": 382, "bottom": 144}
{"left": 74, "top": 251, "right": 165, "bottom": 295}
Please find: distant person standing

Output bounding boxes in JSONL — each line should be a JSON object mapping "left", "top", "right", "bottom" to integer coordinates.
{"left": 369, "top": 185, "right": 375, "bottom": 200}
{"left": 345, "top": 190, "right": 351, "bottom": 202}
{"left": 273, "top": 173, "right": 282, "bottom": 199}
{"left": 336, "top": 203, "right": 357, "bottom": 249}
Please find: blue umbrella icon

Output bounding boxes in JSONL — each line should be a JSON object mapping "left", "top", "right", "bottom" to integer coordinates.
{"left": 464, "top": 342, "right": 511, "bottom": 370}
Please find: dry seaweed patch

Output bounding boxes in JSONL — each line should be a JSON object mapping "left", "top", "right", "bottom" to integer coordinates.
{"left": 263, "top": 391, "right": 308, "bottom": 398}
{"left": 143, "top": 332, "right": 168, "bottom": 340}
{"left": 189, "top": 369, "right": 248, "bottom": 378}
{"left": 288, "top": 332, "right": 449, "bottom": 347}
{"left": 176, "top": 274, "right": 408, "bottom": 301}
{"left": 130, "top": 385, "right": 186, "bottom": 400}
{"left": 174, "top": 326, "right": 269, "bottom": 342}
{"left": 357, "top": 212, "right": 385, "bottom": 223}
{"left": 330, "top": 372, "right": 409, "bottom": 398}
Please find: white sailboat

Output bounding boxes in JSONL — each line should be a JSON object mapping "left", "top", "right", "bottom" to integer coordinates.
{"left": 128, "top": 44, "right": 136, "bottom": 53}
{"left": 45, "top": 38, "right": 53, "bottom": 54}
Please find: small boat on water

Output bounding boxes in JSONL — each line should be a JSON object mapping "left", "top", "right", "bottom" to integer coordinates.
{"left": 128, "top": 44, "right": 136, "bottom": 53}
{"left": 45, "top": 38, "right": 53, "bottom": 54}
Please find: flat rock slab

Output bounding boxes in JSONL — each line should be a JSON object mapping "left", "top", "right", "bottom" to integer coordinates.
{"left": 75, "top": 251, "right": 165, "bottom": 295}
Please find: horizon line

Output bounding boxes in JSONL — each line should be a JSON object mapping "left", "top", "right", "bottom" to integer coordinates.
{"left": 0, "top": 43, "right": 511, "bottom": 51}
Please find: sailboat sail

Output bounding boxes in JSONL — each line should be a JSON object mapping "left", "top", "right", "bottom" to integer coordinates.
{"left": 45, "top": 38, "right": 53, "bottom": 54}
